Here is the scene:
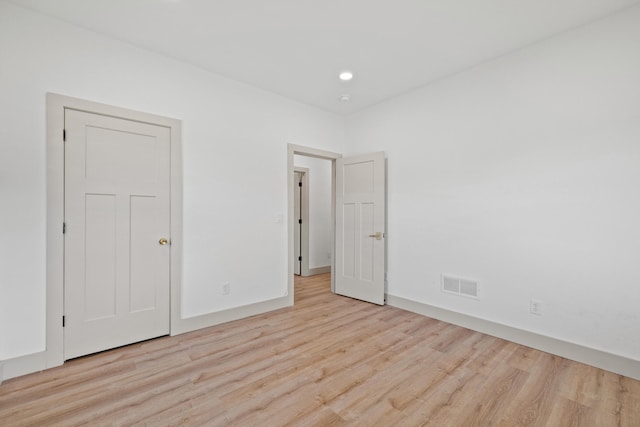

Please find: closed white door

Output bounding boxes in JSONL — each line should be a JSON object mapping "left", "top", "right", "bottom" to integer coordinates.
{"left": 64, "top": 109, "right": 171, "bottom": 359}
{"left": 335, "top": 152, "right": 386, "bottom": 305}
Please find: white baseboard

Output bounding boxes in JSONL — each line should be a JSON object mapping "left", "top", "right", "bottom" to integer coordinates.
{"left": 1, "top": 351, "right": 48, "bottom": 382}
{"left": 386, "top": 294, "right": 640, "bottom": 381}
{"left": 171, "top": 295, "right": 291, "bottom": 335}
{"left": 305, "top": 266, "right": 331, "bottom": 276}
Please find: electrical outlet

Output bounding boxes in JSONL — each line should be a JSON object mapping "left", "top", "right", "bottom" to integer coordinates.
{"left": 222, "top": 282, "right": 230, "bottom": 295}
{"left": 530, "top": 299, "right": 543, "bottom": 316}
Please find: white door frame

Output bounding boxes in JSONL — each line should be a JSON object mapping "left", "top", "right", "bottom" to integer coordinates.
{"left": 45, "top": 93, "right": 182, "bottom": 369}
{"left": 293, "top": 167, "right": 310, "bottom": 276}
{"left": 287, "top": 144, "right": 341, "bottom": 301}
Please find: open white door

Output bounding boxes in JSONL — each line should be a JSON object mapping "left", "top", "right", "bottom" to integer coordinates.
{"left": 335, "top": 152, "right": 386, "bottom": 305}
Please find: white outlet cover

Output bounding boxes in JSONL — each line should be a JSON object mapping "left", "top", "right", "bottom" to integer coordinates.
{"left": 530, "top": 299, "right": 543, "bottom": 315}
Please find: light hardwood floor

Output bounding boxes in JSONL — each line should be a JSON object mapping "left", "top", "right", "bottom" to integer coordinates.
{"left": 1, "top": 273, "right": 639, "bottom": 426}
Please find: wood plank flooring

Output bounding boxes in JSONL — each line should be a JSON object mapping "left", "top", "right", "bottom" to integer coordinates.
{"left": 1, "top": 273, "right": 639, "bottom": 426}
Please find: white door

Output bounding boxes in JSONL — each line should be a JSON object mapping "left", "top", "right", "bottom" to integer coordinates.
{"left": 294, "top": 172, "right": 302, "bottom": 275}
{"left": 335, "top": 152, "right": 386, "bottom": 305}
{"left": 64, "top": 109, "right": 171, "bottom": 359}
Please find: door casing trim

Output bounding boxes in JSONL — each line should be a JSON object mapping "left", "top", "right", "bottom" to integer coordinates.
{"left": 45, "top": 93, "right": 183, "bottom": 369}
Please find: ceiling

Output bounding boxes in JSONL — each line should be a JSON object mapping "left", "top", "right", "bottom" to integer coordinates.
{"left": 8, "top": 0, "right": 640, "bottom": 114}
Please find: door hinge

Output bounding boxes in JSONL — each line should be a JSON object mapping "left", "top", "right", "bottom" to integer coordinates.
{"left": 298, "top": 256, "right": 302, "bottom": 261}
{"left": 298, "top": 182, "right": 302, "bottom": 187}
{"left": 298, "top": 219, "right": 302, "bottom": 224}
{"left": 63, "top": 222, "right": 66, "bottom": 234}
{"left": 63, "top": 129, "right": 66, "bottom": 142}
{"left": 62, "top": 316, "right": 65, "bottom": 327}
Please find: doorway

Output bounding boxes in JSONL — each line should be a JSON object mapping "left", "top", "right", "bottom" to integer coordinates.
{"left": 287, "top": 145, "right": 340, "bottom": 301}
{"left": 287, "top": 144, "right": 387, "bottom": 306}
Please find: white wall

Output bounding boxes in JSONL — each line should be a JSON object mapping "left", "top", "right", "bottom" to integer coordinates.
{"left": 347, "top": 6, "right": 640, "bottom": 361}
{"left": 294, "top": 155, "right": 332, "bottom": 270}
{"left": 0, "top": 1, "right": 344, "bottom": 360}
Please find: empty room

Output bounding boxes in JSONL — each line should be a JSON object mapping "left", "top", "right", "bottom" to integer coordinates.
{"left": 1, "top": 0, "right": 639, "bottom": 425}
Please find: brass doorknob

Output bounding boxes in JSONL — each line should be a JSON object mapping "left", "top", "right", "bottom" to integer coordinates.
{"left": 159, "top": 238, "right": 169, "bottom": 245}
{"left": 368, "top": 232, "right": 383, "bottom": 240}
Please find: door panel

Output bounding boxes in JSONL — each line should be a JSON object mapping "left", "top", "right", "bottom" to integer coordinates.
{"left": 342, "top": 203, "right": 356, "bottom": 278}
{"left": 360, "top": 202, "right": 375, "bottom": 282}
{"left": 130, "top": 195, "right": 160, "bottom": 312}
{"left": 335, "top": 152, "right": 386, "bottom": 305}
{"left": 84, "top": 193, "right": 117, "bottom": 320}
{"left": 64, "top": 109, "right": 171, "bottom": 359}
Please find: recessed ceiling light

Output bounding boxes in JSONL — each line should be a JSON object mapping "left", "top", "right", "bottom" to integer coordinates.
{"left": 339, "top": 94, "right": 351, "bottom": 103}
{"left": 339, "top": 71, "right": 354, "bottom": 81}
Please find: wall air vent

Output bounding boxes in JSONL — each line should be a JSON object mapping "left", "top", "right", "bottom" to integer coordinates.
{"left": 441, "top": 275, "right": 479, "bottom": 299}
